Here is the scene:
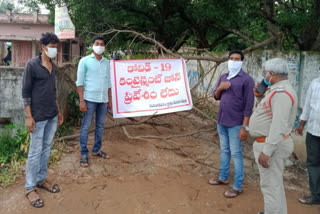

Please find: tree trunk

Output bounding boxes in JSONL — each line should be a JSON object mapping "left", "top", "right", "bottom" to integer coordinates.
{"left": 261, "top": 0, "right": 282, "bottom": 50}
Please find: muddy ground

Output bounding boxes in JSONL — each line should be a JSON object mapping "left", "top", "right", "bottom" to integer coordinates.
{"left": 0, "top": 111, "right": 319, "bottom": 214}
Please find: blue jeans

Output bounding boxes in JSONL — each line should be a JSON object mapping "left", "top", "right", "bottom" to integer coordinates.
{"left": 217, "top": 124, "right": 244, "bottom": 190}
{"left": 25, "top": 115, "right": 58, "bottom": 192}
{"left": 79, "top": 100, "right": 107, "bottom": 157}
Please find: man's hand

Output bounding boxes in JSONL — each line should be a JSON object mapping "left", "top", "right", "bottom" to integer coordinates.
{"left": 26, "top": 116, "right": 36, "bottom": 133}
{"left": 253, "top": 83, "right": 264, "bottom": 97}
{"left": 238, "top": 128, "right": 248, "bottom": 141}
{"left": 107, "top": 101, "right": 112, "bottom": 112}
{"left": 218, "top": 81, "right": 231, "bottom": 91}
{"left": 295, "top": 125, "right": 304, "bottom": 136}
{"left": 258, "top": 152, "right": 271, "bottom": 168}
{"left": 79, "top": 100, "right": 87, "bottom": 112}
{"left": 58, "top": 112, "right": 64, "bottom": 125}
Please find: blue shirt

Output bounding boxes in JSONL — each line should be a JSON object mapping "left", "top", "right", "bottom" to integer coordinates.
{"left": 76, "top": 54, "right": 112, "bottom": 103}
{"left": 213, "top": 70, "right": 255, "bottom": 127}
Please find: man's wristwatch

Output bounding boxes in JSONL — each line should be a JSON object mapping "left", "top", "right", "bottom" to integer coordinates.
{"left": 242, "top": 126, "right": 249, "bottom": 131}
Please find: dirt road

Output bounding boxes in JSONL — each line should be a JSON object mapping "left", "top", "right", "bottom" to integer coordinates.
{"left": 0, "top": 112, "right": 319, "bottom": 214}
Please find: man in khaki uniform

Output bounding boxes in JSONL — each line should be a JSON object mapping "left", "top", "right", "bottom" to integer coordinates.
{"left": 249, "top": 58, "right": 298, "bottom": 214}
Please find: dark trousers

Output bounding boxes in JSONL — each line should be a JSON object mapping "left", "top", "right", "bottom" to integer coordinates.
{"left": 306, "top": 132, "right": 320, "bottom": 201}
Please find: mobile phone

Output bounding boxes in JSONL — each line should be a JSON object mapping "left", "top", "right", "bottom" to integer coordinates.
{"left": 256, "top": 79, "right": 268, "bottom": 94}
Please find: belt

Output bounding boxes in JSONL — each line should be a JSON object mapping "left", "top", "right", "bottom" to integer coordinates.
{"left": 255, "top": 134, "right": 291, "bottom": 143}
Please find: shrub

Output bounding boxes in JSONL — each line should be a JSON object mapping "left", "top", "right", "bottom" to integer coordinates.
{"left": 67, "top": 90, "right": 82, "bottom": 126}
{"left": 0, "top": 125, "right": 29, "bottom": 164}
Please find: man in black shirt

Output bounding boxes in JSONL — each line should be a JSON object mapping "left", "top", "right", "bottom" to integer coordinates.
{"left": 22, "top": 32, "right": 63, "bottom": 208}
{"left": 3, "top": 46, "right": 11, "bottom": 65}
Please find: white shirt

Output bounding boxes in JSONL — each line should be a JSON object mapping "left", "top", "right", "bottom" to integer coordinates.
{"left": 300, "top": 77, "right": 320, "bottom": 136}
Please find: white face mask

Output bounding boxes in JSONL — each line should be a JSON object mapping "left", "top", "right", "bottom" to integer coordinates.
{"left": 93, "top": 45, "right": 105, "bottom": 55}
{"left": 45, "top": 47, "right": 57, "bottom": 58}
{"left": 227, "top": 60, "right": 243, "bottom": 80}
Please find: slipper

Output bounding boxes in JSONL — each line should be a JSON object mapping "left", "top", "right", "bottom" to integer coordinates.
{"left": 80, "top": 156, "right": 89, "bottom": 167}
{"left": 37, "top": 181, "right": 60, "bottom": 193}
{"left": 208, "top": 177, "right": 229, "bottom": 185}
{"left": 224, "top": 188, "right": 242, "bottom": 198}
{"left": 92, "top": 151, "right": 110, "bottom": 159}
{"left": 298, "top": 195, "right": 320, "bottom": 205}
{"left": 25, "top": 190, "right": 44, "bottom": 208}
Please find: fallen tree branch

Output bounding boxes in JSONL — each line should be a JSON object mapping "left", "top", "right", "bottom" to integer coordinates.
{"left": 97, "top": 29, "right": 283, "bottom": 63}
{"left": 121, "top": 125, "right": 215, "bottom": 141}
{"left": 192, "top": 106, "right": 217, "bottom": 122}
{"left": 122, "top": 126, "right": 219, "bottom": 170}
{"left": 243, "top": 32, "right": 283, "bottom": 54}
{"left": 54, "top": 113, "right": 162, "bottom": 142}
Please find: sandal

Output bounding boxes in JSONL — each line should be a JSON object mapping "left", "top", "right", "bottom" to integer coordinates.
{"left": 37, "top": 181, "right": 60, "bottom": 193}
{"left": 80, "top": 156, "right": 89, "bottom": 167}
{"left": 208, "top": 177, "right": 229, "bottom": 185}
{"left": 224, "top": 188, "right": 242, "bottom": 198}
{"left": 92, "top": 151, "right": 110, "bottom": 159}
{"left": 298, "top": 195, "right": 320, "bottom": 205}
{"left": 25, "top": 190, "right": 44, "bottom": 208}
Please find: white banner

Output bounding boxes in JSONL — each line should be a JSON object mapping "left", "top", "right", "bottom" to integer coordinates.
{"left": 111, "top": 58, "right": 193, "bottom": 118}
{"left": 54, "top": 6, "right": 75, "bottom": 39}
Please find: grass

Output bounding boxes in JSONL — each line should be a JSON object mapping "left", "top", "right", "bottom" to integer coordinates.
{"left": 0, "top": 167, "right": 20, "bottom": 188}
{"left": 0, "top": 122, "right": 73, "bottom": 189}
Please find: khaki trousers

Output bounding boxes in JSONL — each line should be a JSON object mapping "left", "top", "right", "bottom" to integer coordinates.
{"left": 253, "top": 138, "right": 293, "bottom": 214}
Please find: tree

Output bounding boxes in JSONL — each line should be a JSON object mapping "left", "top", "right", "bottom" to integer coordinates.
{"left": 0, "top": 1, "right": 15, "bottom": 13}
{"left": 0, "top": 0, "right": 41, "bottom": 14}
{"left": 37, "top": 0, "right": 320, "bottom": 51}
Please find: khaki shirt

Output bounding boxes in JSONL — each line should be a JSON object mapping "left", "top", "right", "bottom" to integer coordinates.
{"left": 249, "top": 80, "right": 298, "bottom": 156}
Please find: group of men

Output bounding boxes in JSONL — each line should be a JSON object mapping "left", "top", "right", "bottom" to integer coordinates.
{"left": 21, "top": 32, "right": 319, "bottom": 213}
{"left": 22, "top": 33, "right": 112, "bottom": 207}
{"left": 210, "top": 50, "right": 320, "bottom": 213}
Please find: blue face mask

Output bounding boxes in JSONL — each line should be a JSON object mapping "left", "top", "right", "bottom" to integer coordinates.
{"left": 263, "top": 77, "right": 272, "bottom": 86}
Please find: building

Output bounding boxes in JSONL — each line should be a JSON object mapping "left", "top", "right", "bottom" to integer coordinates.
{"left": 0, "top": 10, "right": 85, "bottom": 67}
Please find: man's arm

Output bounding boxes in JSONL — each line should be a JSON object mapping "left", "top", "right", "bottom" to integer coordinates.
{"left": 263, "top": 93, "right": 293, "bottom": 156}
{"left": 295, "top": 120, "right": 306, "bottom": 136}
{"left": 214, "top": 81, "right": 231, "bottom": 100}
{"left": 22, "top": 62, "right": 36, "bottom": 133}
{"left": 76, "top": 58, "right": 87, "bottom": 112}
{"left": 257, "top": 92, "right": 293, "bottom": 168}
{"left": 239, "top": 116, "right": 250, "bottom": 141}
{"left": 239, "top": 78, "right": 255, "bottom": 140}
{"left": 213, "top": 77, "right": 222, "bottom": 100}
{"left": 108, "top": 88, "right": 112, "bottom": 110}
{"left": 77, "top": 86, "right": 87, "bottom": 112}
{"left": 295, "top": 81, "right": 313, "bottom": 135}
{"left": 24, "top": 105, "right": 35, "bottom": 133}
{"left": 56, "top": 99, "right": 64, "bottom": 125}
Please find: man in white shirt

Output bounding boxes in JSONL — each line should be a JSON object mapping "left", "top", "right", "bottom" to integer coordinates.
{"left": 295, "top": 77, "right": 320, "bottom": 205}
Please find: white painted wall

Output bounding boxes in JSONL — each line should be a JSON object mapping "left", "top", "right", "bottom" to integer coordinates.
{"left": 186, "top": 50, "right": 320, "bottom": 109}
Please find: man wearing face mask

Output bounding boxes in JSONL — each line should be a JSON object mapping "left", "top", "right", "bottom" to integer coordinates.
{"left": 249, "top": 58, "right": 298, "bottom": 214}
{"left": 76, "top": 36, "right": 112, "bottom": 167}
{"left": 22, "top": 32, "right": 63, "bottom": 208}
{"left": 209, "top": 50, "right": 255, "bottom": 198}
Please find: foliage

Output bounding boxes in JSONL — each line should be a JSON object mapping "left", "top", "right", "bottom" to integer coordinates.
{"left": 0, "top": 121, "right": 70, "bottom": 187}
{"left": 67, "top": 90, "right": 82, "bottom": 126}
{"left": 0, "top": 124, "right": 29, "bottom": 188}
{"left": 0, "top": 167, "right": 20, "bottom": 188}
{"left": 0, "top": 0, "right": 15, "bottom": 13}
{"left": 0, "top": 125, "right": 29, "bottom": 164}
{"left": 0, "top": 0, "right": 40, "bottom": 13}
{"left": 27, "top": 0, "right": 320, "bottom": 51}
{"left": 55, "top": 123, "right": 73, "bottom": 138}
